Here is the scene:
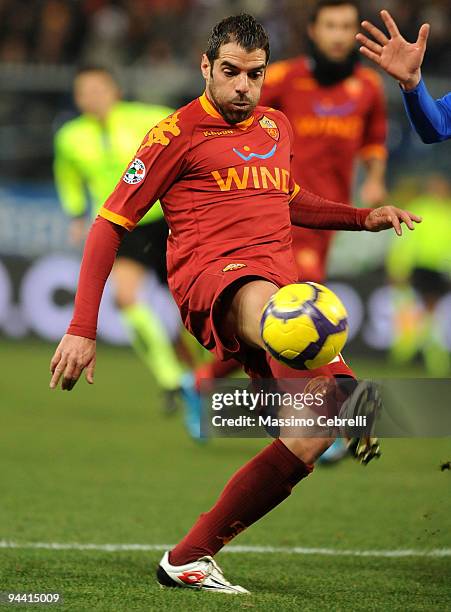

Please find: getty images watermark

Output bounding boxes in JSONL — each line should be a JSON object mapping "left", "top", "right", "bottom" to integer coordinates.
{"left": 199, "top": 378, "right": 451, "bottom": 438}
{"left": 210, "top": 388, "right": 367, "bottom": 432}
{"left": 199, "top": 378, "right": 374, "bottom": 438}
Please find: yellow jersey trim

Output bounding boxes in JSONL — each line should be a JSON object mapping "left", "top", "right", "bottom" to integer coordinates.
{"left": 99, "top": 207, "right": 135, "bottom": 231}
{"left": 236, "top": 115, "right": 255, "bottom": 130}
{"left": 199, "top": 92, "right": 222, "bottom": 119}
{"left": 199, "top": 92, "right": 255, "bottom": 130}
{"left": 288, "top": 182, "right": 301, "bottom": 204}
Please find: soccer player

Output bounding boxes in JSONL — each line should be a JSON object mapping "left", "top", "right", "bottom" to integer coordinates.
{"left": 357, "top": 9, "right": 451, "bottom": 143}
{"left": 187, "top": 0, "right": 389, "bottom": 458}
{"left": 54, "top": 66, "right": 185, "bottom": 408}
{"left": 49, "top": 15, "right": 420, "bottom": 593}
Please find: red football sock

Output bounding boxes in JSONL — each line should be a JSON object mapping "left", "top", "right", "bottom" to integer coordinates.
{"left": 267, "top": 353, "right": 355, "bottom": 379}
{"left": 194, "top": 358, "right": 241, "bottom": 389}
{"left": 169, "top": 439, "right": 312, "bottom": 565}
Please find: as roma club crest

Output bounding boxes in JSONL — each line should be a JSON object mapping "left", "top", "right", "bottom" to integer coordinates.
{"left": 259, "top": 116, "right": 279, "bottom": 141}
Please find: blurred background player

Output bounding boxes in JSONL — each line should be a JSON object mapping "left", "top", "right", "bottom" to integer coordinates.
{"left": 261, "top": 0, "right": 388, "bottom": 281}
{"left": 357, "top": 9, "right": 451, "bottom": 143}
{"left": 54, "top": 66, "right": 185, "bottom": 412}
{"left": 386, "top": 173, "right": 451, "bottom": 376}
{"left": 185, "top": 0, "right": 389, "bottom": 460}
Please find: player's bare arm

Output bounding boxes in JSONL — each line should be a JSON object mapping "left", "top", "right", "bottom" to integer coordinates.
{"left": 356, "top": 9, "right": 430, "bottom": 91}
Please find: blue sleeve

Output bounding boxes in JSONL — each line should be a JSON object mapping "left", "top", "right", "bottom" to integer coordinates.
{"left": 401, "top": 78, "right": 451, "bottom": 143}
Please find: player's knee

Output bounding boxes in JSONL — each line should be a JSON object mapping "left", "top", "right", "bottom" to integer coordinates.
{"left": 228, "top": 279, "right": 278, "bottom": 349}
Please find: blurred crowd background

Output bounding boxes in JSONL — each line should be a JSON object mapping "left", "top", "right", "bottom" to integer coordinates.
{"left": 1, "top": 0, "right": 450, "bottom": 180}
{"left": 0, "top": 0, "right": 450, "bottom": 70}
{"left": 0, "top": 0, "right": 450, "bottom": 369}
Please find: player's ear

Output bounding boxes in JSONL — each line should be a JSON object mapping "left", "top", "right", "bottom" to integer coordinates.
{"left": 307, "top": 23, "right": 315, "bottom": 42}
{"left": 201, "top": 54, "right": 211, "bottom": 79}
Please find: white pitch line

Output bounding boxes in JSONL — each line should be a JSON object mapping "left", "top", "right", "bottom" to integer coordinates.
{"left": 0, "top": 541, "right": 450, "bottom": 558}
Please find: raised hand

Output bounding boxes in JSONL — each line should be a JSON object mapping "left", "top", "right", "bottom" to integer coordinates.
{"left": 356, "top": 10, "right": 430, "bottom": 91}
{"left": 364, "top": 205, "right": 422, "bottom": 236}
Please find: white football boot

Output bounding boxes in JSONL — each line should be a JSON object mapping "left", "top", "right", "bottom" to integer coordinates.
{"left": 156, "top": 551, "right": 249, "bottom": 594}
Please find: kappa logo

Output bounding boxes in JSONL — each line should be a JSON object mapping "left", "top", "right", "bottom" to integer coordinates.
{"left": 259, "top": 115, "right": 279, "bottom": 141}
{"left": 123, "top": 158, "right": 145, "bottom": 184}
{"left": 140, "top": 112, "right": 181, "bottom": 148}
{"left": 204, "top": 129, "right": 234, "bottom": 137}
{"left": 222, "top": 263, "right": 247, "bottom": 272}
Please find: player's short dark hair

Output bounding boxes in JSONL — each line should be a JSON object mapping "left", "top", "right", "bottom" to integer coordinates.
{"left": 205, "top": 14, "right": 270, "bottom": 65}
{"left": 309, "top": 0, "right": 361, "bottom": 23}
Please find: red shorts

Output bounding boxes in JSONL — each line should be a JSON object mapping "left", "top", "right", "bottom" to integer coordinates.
{"left": 179, "top": 259, "right": 354, "bottom": 380}
{"left": 291, "top": 227, "right": 334, "bottom": 283}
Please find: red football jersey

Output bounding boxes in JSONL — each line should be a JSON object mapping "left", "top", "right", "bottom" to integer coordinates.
{"left": 100, "top": 94, "right": 300, "bottom": 306}
{"left": 260, "top": 56, "right": 388, "bottom": 204}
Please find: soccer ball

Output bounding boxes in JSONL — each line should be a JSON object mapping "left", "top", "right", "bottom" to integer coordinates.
{"left": 260, "top": 282, "right": 348, "bottom": 370}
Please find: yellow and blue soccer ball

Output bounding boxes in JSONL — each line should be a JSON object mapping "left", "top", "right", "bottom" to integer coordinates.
{"left": 260, "top": 282, "right": 349, "bottom": 370}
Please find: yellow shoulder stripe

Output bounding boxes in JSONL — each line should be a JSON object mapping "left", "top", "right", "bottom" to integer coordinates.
{"left": 99, "top": 207, "right": 135, "bottom": 231}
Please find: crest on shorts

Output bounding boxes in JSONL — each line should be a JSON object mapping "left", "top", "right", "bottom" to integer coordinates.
{"left": 259, "top": 116, "right": 279, "bottom": 141}
{"left": 123, "top": 158, "right": 145, "bottom": 184}
{"left": 222, "top": 263, "right": 247, "bottom": 272}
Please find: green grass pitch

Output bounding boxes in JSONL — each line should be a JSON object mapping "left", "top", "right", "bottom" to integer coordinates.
{"left": 1, "top": 340, "right": 450, "bottom": 611}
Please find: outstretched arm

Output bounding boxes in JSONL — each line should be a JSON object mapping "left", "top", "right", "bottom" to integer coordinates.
{"left": 289, "top": 187, "right": 421, "bottom": 235}
{"left": 49, "top": 217, "right": 125, "bottom": 390}
{"left": 357, "top": 10, "right": 450, "bottom": 143}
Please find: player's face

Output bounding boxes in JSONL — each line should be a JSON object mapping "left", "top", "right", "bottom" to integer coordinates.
{"left": 308, "top": 5, "right": 359, "bottom": 62}
{"left": 74, "top": 72, "right": 120, "bottom": 119}
{"left": 201, "top": 43, "right": 267, "bottom": 124}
